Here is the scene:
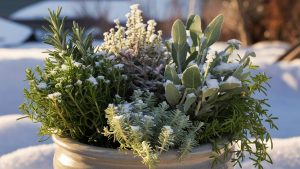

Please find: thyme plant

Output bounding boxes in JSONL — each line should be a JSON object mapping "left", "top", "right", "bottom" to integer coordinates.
{"left": 19, "top": 8, "right": 128, "bottom": 146}
{"left": 103, "top": 90, "right": 202, "bottom": 169}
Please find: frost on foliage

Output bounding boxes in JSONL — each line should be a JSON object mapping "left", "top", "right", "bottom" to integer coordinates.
{"left": 222, "top": 76, "right": 241, "bottom": 85}
{"left": 206, "top": 79, "right": 219, "bottom": 89}
{"left": 37, "top": 82, "right": 47, "bottom": 90}
{"left": 165, "top": 14, "right": 276, "bottom": 169}
{"left": 47, "top": 92, "right": 61, "bottom": 100}
{"left": 20, "top": 7, "right": 128, "bottom": 146}
{"left": 104, "top": 90, "right": 200, "bottom": 168}
{"left": 214, "top": 62, "right": 240, "bottom": 72}
{"left": 100, "top": 4, "right": 169, "bottom": 92}
{"left": 227, "top": 39, "right": 241, "bottom": 49}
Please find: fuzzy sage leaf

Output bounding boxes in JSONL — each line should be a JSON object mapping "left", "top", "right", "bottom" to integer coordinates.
{"left": 171, "top": 19, "right": 187, "bottom": 73}
{"left": 204, "top": 14, "right": 224, "bottom": 47}
{"left": 165, "top": 82, "right": 181, "bottom": 106}
{"left": 182, "top": 65, "right": 202, "bottom": 89}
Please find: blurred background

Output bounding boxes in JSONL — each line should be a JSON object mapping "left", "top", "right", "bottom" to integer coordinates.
{"left": 0, "top": 1, "right": 300, "bottom": 168}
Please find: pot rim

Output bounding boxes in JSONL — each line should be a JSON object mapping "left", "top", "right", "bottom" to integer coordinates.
{"left": 52, "top": 134, "right": 217, "bottom": 159}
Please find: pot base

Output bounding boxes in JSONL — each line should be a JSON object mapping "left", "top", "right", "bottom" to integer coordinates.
{"left": 53, "top": 135, "right": 234, "bottom": 169}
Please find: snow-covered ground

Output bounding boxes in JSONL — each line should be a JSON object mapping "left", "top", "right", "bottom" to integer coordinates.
{"left": 0, "top": 41, "right": 299, "bottom": 168}
{"left": 0, "top": 18, "right": 31, "bottom": 47}
{"left": 10, "top": 0, "right": 200, "bottom": 22}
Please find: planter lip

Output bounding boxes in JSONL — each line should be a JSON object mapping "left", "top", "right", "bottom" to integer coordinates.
{"left": 52, "top": 134, "right": 215, "bottom": 158}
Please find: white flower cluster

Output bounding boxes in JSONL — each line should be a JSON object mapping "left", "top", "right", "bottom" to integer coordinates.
{"left": 47, "top": 92, "right": 62, "bottom": 101}
{"left": 100, "top": 4, "right": 169, "bottom": 62}
{"left": 163, "top": 125, "right": 173, "bottom": 135}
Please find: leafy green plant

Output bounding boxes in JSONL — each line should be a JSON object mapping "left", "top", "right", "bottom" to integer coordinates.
{"left": 19, "top": 8, "right": 128, "bottom": 146}
{"left": 163, "top": 14, "right": 278, "bottom": 169}
{"left": 103, "top": 90, "right": 202, "bottom": 169}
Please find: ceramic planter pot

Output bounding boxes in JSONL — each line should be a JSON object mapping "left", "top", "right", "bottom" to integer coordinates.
{"left": 53, "top": 135, "right": 234, "bottom": 169}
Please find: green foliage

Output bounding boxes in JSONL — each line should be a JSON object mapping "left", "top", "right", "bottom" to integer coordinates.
{"left": 19, "top": 8, "right": 128, "bottom": 146}
{"left": 182, "top": 64, "right": 202, "bottom": 89}
{"left": 165, "top": 81, "right": 181, "bottom": 106}
{"left": 171, "top": 19, "right": 188, "bottom": 73}
{"left": 204, "top": 14, "right": 224, "bottom": 47}
{"left": 165, "top": 14, "right": 277, "bottom": 169}
{"left": 103, "top": 90, "right": 202, "bottom": 169}
{"left": 19, "top": 6, "right": 277, "bottom": 169}
{"left": 186, "top": 15, "right": 202, "bottom": 45}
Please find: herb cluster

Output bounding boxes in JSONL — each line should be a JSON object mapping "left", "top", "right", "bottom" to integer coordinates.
{"left": 19, "top": 8, "right": 128, "bottom": 146}
{"left": 20, "top": 5, "right": 277, "bottom": 169}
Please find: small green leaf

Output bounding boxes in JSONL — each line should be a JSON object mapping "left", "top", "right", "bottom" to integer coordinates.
{"left": 188, "top": 15, "right": 202, "bottom": 45}
{"left": 204, "top": 14, "right": 224, "bottom": 47}
{"left": 186, "top": 15, "right": 196, "bottom": 30}
{"left": 172, "top": 19, "right": 187, "bottom": 72}
{"left": 219, "top": 83, "right": 241, "bottom": 91}
{"left": 183, "top": 52, "right": 197, "bottom": 70}
{"left": 164, "top": 65, "right": 181, "bottom": 84}
{"left": 184, "top": 93, "right": 197, "bottom": 112}
{"left": 165, "top": 82, "right": 181, "bottom": 106}
{"left": 202, "top": 88, "right": 218, "bottom": 98}
{"left": 172, "top": 19, "right": 187, "bottom": 49}
{"left": 182, "top": 65, "right": 201, "bottom": 89}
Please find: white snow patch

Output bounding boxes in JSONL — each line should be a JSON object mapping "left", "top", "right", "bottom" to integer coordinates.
{"left": 163, "top": 125, "right": 173, "bottom": 134}
{"left": 0, "top": 114, "right": 52, "bottom": 155}
{"left": 282, "top": 72, "right": 298, "bottom": 90}
{"left": 238, "top": 137, "right": 300, "bottom": 169}
{"left": 214, "top": 62, "right": 240, "bottom": 72}
{"left": 87, "top": 76, "right": 98, "bottom": 85}
{"left": 221, "top": 76, "right": 241, "bottom": 86}
{"left": 0, "top": 18, "right": 32, "bottom": 47}
{"left": 206, "top": 79, "right": 219, "bottom": 89}
{"left": 0, "top": 144, "right": 54, "bottom": 169}
{"left": 187, "top": 93, "right": 196, "bottom": 99}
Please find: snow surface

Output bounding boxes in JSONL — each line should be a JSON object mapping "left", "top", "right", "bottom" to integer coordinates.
{"left": 0, "top": 41, "right": 299, "bottom": 168}
{"left": 0, "top": 18, "right": 32, "bottom": 47}
{"left": 10, "top": 0, "right": 199, "bottom": 22}
{"left": 0, "top": 144, "right": 54, "bottom": 169}
{"left": 0, "top": 114, "right": 52, "bottom": 156}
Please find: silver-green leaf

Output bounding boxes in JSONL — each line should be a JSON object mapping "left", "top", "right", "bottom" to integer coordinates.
{"left": 165, "top": 82, "right": 181, "bottom": 106}
{"left": 204, "top": 14, "right": 224, "bottom": 47}
{"left": 182, "top": 65, "right": 202, "bottom": 89}
{"left": 184, "top": 93, "right": 197, "bottom": 112}
{"left": 164, "top": 65, "right": 181, "bottom": 84}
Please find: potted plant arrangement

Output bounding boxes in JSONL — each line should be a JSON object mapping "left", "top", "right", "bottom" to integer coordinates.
{"left": 20, "top": 4, "right": 277, "bottom": 169}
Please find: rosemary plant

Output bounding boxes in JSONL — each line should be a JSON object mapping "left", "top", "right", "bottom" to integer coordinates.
{"left": 19, "top": 8, "right": 128, "bottom": 146}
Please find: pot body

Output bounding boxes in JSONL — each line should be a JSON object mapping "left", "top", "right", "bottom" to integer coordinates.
{"left": 53, "top": 135, "right": 234, "bottom": 169}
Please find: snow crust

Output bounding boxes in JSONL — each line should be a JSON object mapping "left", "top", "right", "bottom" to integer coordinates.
{"left": 0, "top": 18, "right": 32, "bottom": 47}
{"left": 0, "top": 144, "right": 54, "bottom": 169}
{"left": 0, "top": 114, "right": 52, "bottom": 155}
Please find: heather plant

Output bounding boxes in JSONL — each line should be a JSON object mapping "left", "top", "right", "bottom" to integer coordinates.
{"left": 99, "top": 4, "right": 170, "bottom": 94}
{"left": 19, "top": 8, "right": 128, "bottom": 146}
